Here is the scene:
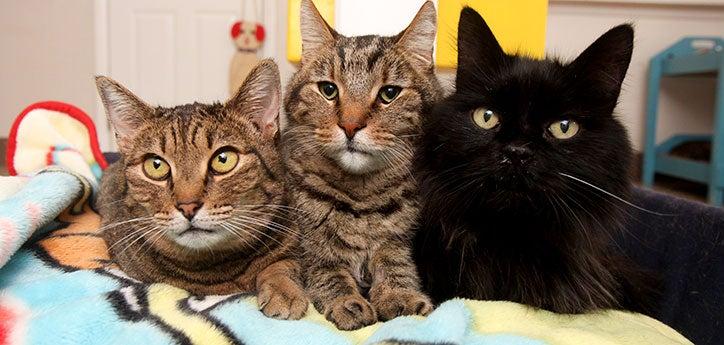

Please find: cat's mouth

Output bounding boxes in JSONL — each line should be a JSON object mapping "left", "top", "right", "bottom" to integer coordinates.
{"left": 345, "top": 141, "right": 370, "bottom": 154}
{"left": 178, "top": 227, "right": 215, "bottom": 236}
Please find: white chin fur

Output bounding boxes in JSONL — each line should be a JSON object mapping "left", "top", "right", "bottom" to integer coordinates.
{"left": 164, "top": 212, "right": 232, "bottom": 249}
{"left": 171, "top": 230, "right": 229, "bottom": 249}
{"left": 336, "top": 150, "right": 383, "bottom": 174}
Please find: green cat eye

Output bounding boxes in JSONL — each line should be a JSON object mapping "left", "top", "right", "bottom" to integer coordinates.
{"left": 548, "top": 120, "right": 580, "bottom": 140}
{"left": 378, "top": 86, "right": 402, "bottom": 104}
{"left": 318, "top": 82, "right": 338, "bottom": 100}
{"left": 142, "top": 156, "right": 171, "bottom": 181}
{"left": 472, "top": 107, "right": 499, "bottom": 129}
{"left": 209, "top": 149, "right": 239, "bottom": 175}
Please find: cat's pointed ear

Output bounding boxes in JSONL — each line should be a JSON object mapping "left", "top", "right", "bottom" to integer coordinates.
{"left": 300, "top": 0, "right": 335, "bottom": 64}
{"left": 95, "top": 76, "right": 153, "bottom": 149}
{"left": 568, "top": 24, "right": 633, "bottom": 102}
{"left": 395, "top": 1, "right": 437, "bottom": 70}
{"left": 226, "top": 59, "right": 281, "bottom": 140}
{"left": 456, "top": 7, "right": 505, "bottom": 87}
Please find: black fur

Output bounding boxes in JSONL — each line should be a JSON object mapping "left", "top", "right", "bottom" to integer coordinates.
{"left": 413, "top": 7, "right": 658, "bottom": 314}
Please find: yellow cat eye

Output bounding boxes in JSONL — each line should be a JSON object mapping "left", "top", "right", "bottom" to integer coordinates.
{"left": 142, "top": 156, "right": 171, "bottom": 181}
{"left": 548, "top": 120, "right": 580, "bottom": 140}
{"left": 209, "top": 149, "right": 239, "bottom": 175}
{"left": 318, "top": 82, "right": 338, "bottom": 100}
{"left": 378, "top": 86, "right": 402, "bottom": 104}
{"left": 472, "top": 107, "right": 499, "bottom": 129}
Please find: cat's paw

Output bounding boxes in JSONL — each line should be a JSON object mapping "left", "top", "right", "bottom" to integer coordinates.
{"left": 257, "top": 279, "right": 309, "bottom": 320}
{"left": 325, "top": 294, "right": 377, "bottom": 330}
{"left": 372, "top": 289, "right": 433, "bottom": 321}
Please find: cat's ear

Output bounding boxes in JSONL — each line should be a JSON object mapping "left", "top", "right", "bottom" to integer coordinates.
{"left": 300, "top": 0, "right": 335, "bottom": 64}
{"left": 568, "top": 24, "right": 633, "bottom": 102}
{"left": 395, "top": 1, "right": 437, "bottom": 70}
{"left": 226, "top": 59, "right": 281, "bottom": 140}
{"left": 456, "top": 7, "right": 505, "bottom": 87}
{"left": 95, "top": 76, "right": 154, "bottom": 149}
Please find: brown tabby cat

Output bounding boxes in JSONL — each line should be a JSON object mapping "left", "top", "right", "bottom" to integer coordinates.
{"left": 95, "top": 60, "right": 308, "bottom": 320}
{"left": 282, "top": 0, "right": 441, "bottom": 330}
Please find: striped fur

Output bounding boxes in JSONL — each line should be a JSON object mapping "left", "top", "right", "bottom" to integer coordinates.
{"left": 282, "top": 0, "right": 442, "bottom": 330}
{"left": 96, "top": 60, "right": 309, "bottom": 320}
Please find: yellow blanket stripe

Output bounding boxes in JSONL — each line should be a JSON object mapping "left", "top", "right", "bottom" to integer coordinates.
{"left": 147, "top": 284, "right": 235, "bottom": 345}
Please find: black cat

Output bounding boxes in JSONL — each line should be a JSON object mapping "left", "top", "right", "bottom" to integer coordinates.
{"left": 413, "top": 7, "right": 657, "bottom": 314}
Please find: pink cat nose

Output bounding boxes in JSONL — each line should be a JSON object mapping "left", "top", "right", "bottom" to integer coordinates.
{"left": 176, "top": 202, "right": 202, "bottom": 220}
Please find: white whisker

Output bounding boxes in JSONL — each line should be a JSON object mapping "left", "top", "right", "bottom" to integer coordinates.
{"left": 559, "top": 173, "right": 674, "bottom": 216}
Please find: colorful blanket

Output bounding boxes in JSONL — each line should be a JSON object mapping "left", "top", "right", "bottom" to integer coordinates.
{"left": 0, "top": 101, "right": 693, "bottom": 345}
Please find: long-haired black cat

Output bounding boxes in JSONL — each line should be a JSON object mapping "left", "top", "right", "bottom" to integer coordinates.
{"left": 413, "top": 8, "right": 658, "bottom": 314}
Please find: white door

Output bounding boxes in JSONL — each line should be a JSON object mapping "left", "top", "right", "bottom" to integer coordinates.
{"left": 107, "top": 0, "right": 241, "bottom": 105}
{"left": 96, "top": 0, "right": 255, "bottom": 149}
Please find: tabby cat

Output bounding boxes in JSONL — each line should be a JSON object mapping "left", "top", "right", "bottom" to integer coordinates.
{"left": 282, "top": 0, "right": 441, "bottom": 330}
{"left": 96, "top": 60, "right": 308, "bottom": 320}
{"left": 414, "top": 8, "right": 657, "bottom": 314}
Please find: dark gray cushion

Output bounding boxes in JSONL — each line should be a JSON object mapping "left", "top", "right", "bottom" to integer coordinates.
{"left": 620, "top": 188, "right": 723, "bottom": 345}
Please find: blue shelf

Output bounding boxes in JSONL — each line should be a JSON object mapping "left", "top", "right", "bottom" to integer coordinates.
{"left": 662, "top": 51, "right": 721, "bottom": 76}
{"left": 642, "top": 37, "right": 724, "bottom": 206}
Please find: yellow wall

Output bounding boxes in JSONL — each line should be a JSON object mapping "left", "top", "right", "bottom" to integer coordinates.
{"left": 287, "top": 0, "right": 335, "bottom": 63}
{"left": 436, "top": 0, "right": 548, "bottom": 68}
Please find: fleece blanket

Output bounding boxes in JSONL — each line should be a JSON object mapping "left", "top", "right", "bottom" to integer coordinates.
{"left": 0, "top": 101, "right": 693, "bottom": 345}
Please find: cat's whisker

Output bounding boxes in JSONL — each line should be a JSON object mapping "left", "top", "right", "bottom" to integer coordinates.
{"left": 565, "top": 185, "right": 656, "bottom": 249}
{"left": 137, "top": 227, "right": 167, "bottom": 257}
{"left": 558, "top": 173, "right": 674, "bottom": 216}
{"left": 95, "top": 198, "right": 128, "bottom": 209}
{"left": 555, "top": 194, "right": 596, "bottom": 250}
{"left": 234, "top": 208, "right": 299, "bottom": 224}
{"left": 236, "top": 204, "right": 309, "bottom": 215}
{"left": 97, "top": 217, "right": 154, "bottom": 233}
{"left": 224, "top": 220, "right": 280, "bottom": 248}
{"left": 118, "top": 226, "right": 160, "bottom": 256}
{"left": 107, "top": 224, "right": 156, "bottom": 250}
{"left": 221, "top": 222, "right": 257, "bottom": 244}
{"left": 230, "top": 213, "right": 301, "bottom": 238}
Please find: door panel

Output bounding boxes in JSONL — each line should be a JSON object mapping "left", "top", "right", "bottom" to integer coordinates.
{"left": 108, "top": 0, "right": 240, "bottom": 107}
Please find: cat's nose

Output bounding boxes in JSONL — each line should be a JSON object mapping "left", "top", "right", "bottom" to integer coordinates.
{"left": 176, "top": 201, "right": 202, "bottom": 220}
{"left": 503, "top": 144, "right": 532, "bottom": 163}
{"left": 338, "top": 121, "right": 366, "bottom": 140}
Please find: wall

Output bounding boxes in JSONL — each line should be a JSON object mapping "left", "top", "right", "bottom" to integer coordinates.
{"left": 0, "top": 0, "right": 96, "bottom": 138}
{"left": 546, "top": 0, "right": 724, "bottom": 150}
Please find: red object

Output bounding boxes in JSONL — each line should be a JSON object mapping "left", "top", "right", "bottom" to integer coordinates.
{"left": 230, "top": 21, "right": 265, "bottom": 43}
{"left": 0, "top": 304, "right": 16, "bottom": 345}
{"left": 255, "top": 24, "right": 265, "bottom": 42}
{"left": 231, "top": 21, "right": 241, "bottom": 39}
{"left": 6, "top": 101, "right": 109, "bottom": 176}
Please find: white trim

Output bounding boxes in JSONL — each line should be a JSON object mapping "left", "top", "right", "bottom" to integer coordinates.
{"left": 93, "top": 0, "right": 113, "bottom": 151}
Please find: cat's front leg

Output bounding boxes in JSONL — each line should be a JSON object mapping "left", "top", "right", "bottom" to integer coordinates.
{"left": 256, "top": 259, "right": 309, "bottom": 320}
{"left": 369, "top": 240, "right": 433, "bottom": 321}
{"left": 307, "top": 265, "right": 377, "bottom": 330}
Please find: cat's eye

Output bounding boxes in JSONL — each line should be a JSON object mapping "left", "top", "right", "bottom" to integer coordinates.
{"left": 548, "top": 120, "right": 580, "bottom": 140}
{"left": 142, "top": 156, "right": 171, "bottom": 181}
{"left": 318, "top": 82, "right": 338, "bottom": 100}
{"left": 209, "top": 149, "right": 239, "bottom": 175}
{"left": 378, "top": 86, "right": 402, "bottom": 104}
{"left": 472, "top": 107, "right": 499, "bottom": 129}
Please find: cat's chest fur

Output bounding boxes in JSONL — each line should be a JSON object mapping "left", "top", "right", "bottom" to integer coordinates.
{"left": 287, "top": 155, "right": 418, "bottom": 284}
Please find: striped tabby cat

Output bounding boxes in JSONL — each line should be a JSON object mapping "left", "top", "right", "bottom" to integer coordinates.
{"left": 282, "top": 0, "right": 441, "bottom": 330}
{"left": 96, "top": 60, "right": 308, "bottom": 320}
